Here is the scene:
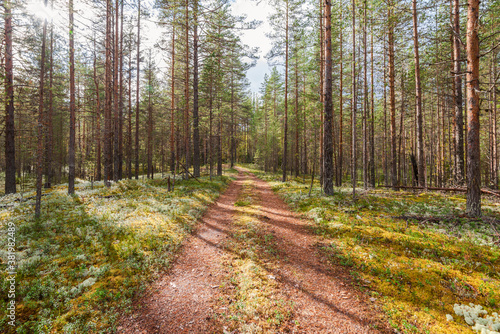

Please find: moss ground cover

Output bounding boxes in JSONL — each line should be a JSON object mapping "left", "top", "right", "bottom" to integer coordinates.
{"left": 0, "top": 173, "right": 232, "bottom": 333}
{"left": 243, "top": 165, "right": 500, "bottom": 334}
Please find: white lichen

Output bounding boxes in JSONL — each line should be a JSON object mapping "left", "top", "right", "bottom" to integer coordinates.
{"left": 453, "top": 303, "right": 500, "bottom": 334}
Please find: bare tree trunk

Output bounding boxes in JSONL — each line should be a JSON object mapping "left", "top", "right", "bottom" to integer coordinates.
{"left": 105, "top": 0, "right": 113, "bottom": 186}
{"left": 323, "top": 0, "right": 334, "bottom": 195}
{"left": 147, "top": 53, "right": 153, "bottom": 179}
{"left": 388, "top": 1, "right": 397, "bottom": 189}
{"left": 118, "top": 0, "right": 124, "bottom": 180}
{"left": 283, "top": 1, "right": 289, "bottom": 182}
{"left": 452, "top": 0, "right": 465, "bottom": 185}
{"left": 36, "top": 0, "right": 49, "bottom": 216}
{"left": 184, "top": 0, "right": 190, "bottom": 178}
{"left": 94, "top": 37, "right": 102, "bottom": 181}
{"left": 352, "top": 0, "right": 357, "bottom": 198}
{"left": 209, "top": 80, "right": 213, "bottom": 179}
{"left": 4, "top": 0, "right": 15, "bottom": 194}
{"left": 337, "top": 4, "right": 343, "bottom": 187}
{"left": 193, "top": 0, "right": 200, "bottom": 177}
{"left": 370, "top": 19, "right": 375, "bottom": 187}
{"left": 466, "top": 0, "right": 481, "bottom": 217}
{"left": 493, "top": 56, "right": 498, "bottom": 188}
{"left": 319, "top": 0, "right": 324, "bottom": 186}
{"left": 170, "top": 12, "right": 176, "bottom": 174}
{"left": 135, "top": 0, "right": 141, "bottom": 180}
{"left": 68, "top": 0, "right": 76, "bottom": 194}
{"left": 217, "top": 57, "right": 222, "bottom": 177}
{"left": 44, "top": 18, "right": 54, "bottom": 189}
{"left": 127, "top": 35, "right": 132, "bottom": 179}
{"left": 113, "top": 0, "right": 120, "bottom": 182}
{"left": 295, "top": 49, "right": 300, "bottom": 178}
{"left": 412, "top": 0, "right": 425, "bottom": 187}
{"left": 230, "top": 72, "right": 235, "bottom": 168}
{"left": 362, "top": 0, "right": 368, "bottom": 190}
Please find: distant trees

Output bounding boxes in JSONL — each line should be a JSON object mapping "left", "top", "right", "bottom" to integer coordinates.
{"left": 0, "top": 0, "right": 255, "bottom": 216}
{"left": 250, "top": 0, "right": 498, "bottom": 217}
{"left": 0, "top": 0, "right": 498, "bottom": 220}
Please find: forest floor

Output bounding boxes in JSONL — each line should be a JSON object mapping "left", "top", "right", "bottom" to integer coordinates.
{"left": 1, "top": 167, "right": 499, "bottom": 333}
{"left": 117, "top": 168, "right": 391, "bottom": 333}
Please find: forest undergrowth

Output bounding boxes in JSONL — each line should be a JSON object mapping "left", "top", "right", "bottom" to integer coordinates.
{"left": 0, "top": 171, "right": 233, "bottom": 333}
{"left": 243, "top": 164, "right": 500, "bottom": 334}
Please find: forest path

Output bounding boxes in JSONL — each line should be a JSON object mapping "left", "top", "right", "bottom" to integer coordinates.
{"left": 117, "top": 169, "right": 390, "bottom": 333}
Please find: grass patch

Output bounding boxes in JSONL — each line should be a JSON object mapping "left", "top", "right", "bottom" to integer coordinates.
{"left": 248, "top": 167, "right": 500, "bottom": 334}
{"left": 0, "top": 173, "right": 233, "bottom": 333}
{"left": 213, "top": 178, "right": 295, "bottom": 333}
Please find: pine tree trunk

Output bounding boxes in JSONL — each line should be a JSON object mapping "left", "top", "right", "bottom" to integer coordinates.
{"left": 466, "top": 0, "right": 481, "bottom": 217}
{"left": 118, "top": 0, "right": 124, "bottom": 180}
{"left": 44, "top": 20, "right": 54, "bottom": 189}
{"left": 337, "top": 6, "right": 343, "bottom": 187}
{"left": 388, "top": 2, "right": 397, "bottom": 189}
{"left": 135, "top": 0, "right": 141, "bottom": 180}
{"left": 184, "top": 0, "right": 190, "bottom": 178}
{"left": 319, "top": 0, "right": 324, "bottom": 186}
{"left": 94, "top": 39, "right": 102, "bottom": 181}
{"left": 193, "top": 0, "right": 200, "bottom": 177}
{"left": 113, "top": 0, "right": 120, "bottom": 182}
{"left": 370, "top": 19, "right": 375, "bottom": 187}
{"left": 105, "top": 0, "right": 113, "bottom": 186}
{"left": 412, "top": 0, "right": 425, "bottom": 187}
{"left": 4, "top": 0, "right": 16, "bottom": 193}
{"left": 68, "top": 0, "right": 76, "bottom": 194}
{"left": 4, "top": 0, "right": 15, "bottom": 194}
{"left": 36, "top": 1, "right": 49, "bottom": 216}
{"left": 295, "top": 51, "right": 299, "bottom": 178}
{"left": 147, "top": 56, "right": 153, "bottom": 179}
{"left": 283, "top": 2, "right": 289, "bottom": 182}
{"left": 453, "top": 0, "right": 465, "bottom": 185}
{"left": 493, "top": 57, "right": 498, "bottom": 188}
{"left": 230, "top": 72, "right": 235, "bottom": 168}
{"left": 352, "top": 0, "right": 357, "bottom": 197}
{"left": 170, "top": 12, "right": 176, "bottom": 174}
{"left": 127, "top": 36, "right": 132, "bottom": 179}
{"left": 323, "top": 0, "right": 334, "bottom": 195}
{"left": 363, "top": 0, "right": 368, "bottom": 190}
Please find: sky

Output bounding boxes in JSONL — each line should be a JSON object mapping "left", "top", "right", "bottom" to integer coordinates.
{"left": 230, "top": 0, "right": 272, "bottom": 94}
{"left": 25, "top": 0, "right": 272, "bottom": 94}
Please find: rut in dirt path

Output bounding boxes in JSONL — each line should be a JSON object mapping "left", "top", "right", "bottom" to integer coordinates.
{"left": 117, "top": 172, "right": 245, "bottom": 334}
{"left": 117, "top": 170, "right": 390, "bottom": 334}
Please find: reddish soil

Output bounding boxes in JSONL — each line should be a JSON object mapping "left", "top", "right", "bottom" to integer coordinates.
{"left": 117, "top": 170, "right": 392, "bottom": 333}
{"left": 117, "top": 172, "right": 245, "bottom": 334}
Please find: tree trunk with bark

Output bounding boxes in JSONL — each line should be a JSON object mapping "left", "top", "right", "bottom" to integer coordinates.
{"left": 323, "top": 0, "right": 334, "bottom": 195}
{"left": 352, "top": 0, "right": 357, "bottom": 198}
{"left": 466, "top": 0, "right": 481, "bottom": 217}
{"left": 283, "top": 2, "right": 289, "bottom": 182}
{"left": 104, "top": 0, "right": 113, "bottom": 186}
{"left": 135, "top": 0, "right": 141, "bottom": 180}
{"left": 4, "top": 0, "right": 16, "bottom": 194}
{"left": 388, "top": 2, "right": 397, "bottom": 189}
{"left": 193, "top": 0, "right": 200, "bottom": 177}
{"left": 412, "top": 0, "right": 425, "bottom": 188}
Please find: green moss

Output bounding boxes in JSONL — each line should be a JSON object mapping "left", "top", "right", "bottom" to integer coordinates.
{"left": 258, "top": 170, "right": 500, "bottom": 334}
